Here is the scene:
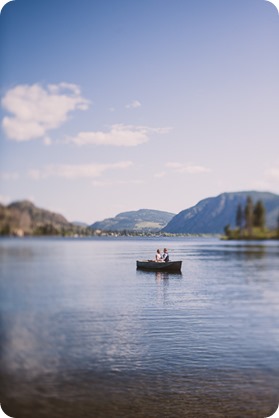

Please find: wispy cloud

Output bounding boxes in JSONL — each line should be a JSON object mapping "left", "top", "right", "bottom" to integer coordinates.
{"left": 125, "top": 100, "right": 141, "bottom": 109}
{"left": 265, "top": 166, "right": 279, "bottom": 181}
{"left": 28, "top": 161, "right": 133, "bottom": 180}
{"left": 154, "top": 171, "right": 166, "bottom": 179}
{"left": 67, "top": 124, "right": 170, "bottom": 147}
{"left": 92, "top": 179, "right": 144, "bottom": 187}
{"left": 1, "top": 83, "right": 90, "bottom": 141}
{"left": 0, "top": 171, "right": 19, "bottom": 180}
{"left": 166, "top": 162, "right": 211, "bottom": 174}
{"left": 43, "top": 137, "right": 52, "bottom": 146}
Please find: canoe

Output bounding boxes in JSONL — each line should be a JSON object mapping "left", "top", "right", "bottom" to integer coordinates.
{"left": 136, "top": 260, "right": 182, "bottom": 272}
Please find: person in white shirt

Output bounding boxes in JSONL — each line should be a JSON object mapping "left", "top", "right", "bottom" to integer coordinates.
{"left": 155, "top": 249, "right": 162, "bottom": 262}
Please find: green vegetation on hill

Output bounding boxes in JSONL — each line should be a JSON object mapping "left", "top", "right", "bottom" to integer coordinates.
{"left": 223, "top": 227, "right": 278, "bottom": 240}
{"left": 90, "top": 209, "right": 175, "bottom": 232}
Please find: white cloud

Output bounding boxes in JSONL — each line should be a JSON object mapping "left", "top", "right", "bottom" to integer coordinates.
{"left": 125, "top": 100, "right": 141, "bottom": 109}
{"left": 43, "top": 137, "right": 52, "bottom": 146}
{"left": 92, "top": 179, "right": 144, "bottom": 187}
{"left": 67, "top": 124, "right": 169, "bottom": 147}
{"left": 28, "top": 161, "right": 133, "bottom": 180}
{"left": 154, "top": 171, "right": 166, "bottom": 178}
{"left": 0, "top": 195, "right": 11, "bottom": 204}
{"left": 265, "top": 167, "right": 279, "bottom": 181}
{"left": 28, "top": 170, "right": 42, "bottom": 180}
{"left": 0, "top": 171, "right": 19, "bottom": 180}
{"left": 1, "top": 83, "right": 90, "bottom": 141}
{"left": 166, "top": 162, "right": 211, "bottom": 174}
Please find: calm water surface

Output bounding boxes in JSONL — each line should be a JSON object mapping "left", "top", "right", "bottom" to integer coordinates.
{"left": 0, "top": 237, "right": 278, "bottom": 417}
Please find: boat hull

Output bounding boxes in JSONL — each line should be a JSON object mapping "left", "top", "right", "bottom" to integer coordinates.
{"left": 136, "top": 260, "right": 182, "bottom": 272}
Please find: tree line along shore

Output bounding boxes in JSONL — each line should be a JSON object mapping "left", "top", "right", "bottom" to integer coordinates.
{"left": 1, "top": 196, "right": 278, "bottom": 239}
{"left": 223, "top": 196, "right": 279, "bottom": 240}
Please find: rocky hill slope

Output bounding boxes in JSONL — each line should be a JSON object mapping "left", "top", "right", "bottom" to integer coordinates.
{"left": 162, "top": 191, "right": 279, "bottom": 234}
{"left": 0, "top": 200, "right": 80, "bottom": 236}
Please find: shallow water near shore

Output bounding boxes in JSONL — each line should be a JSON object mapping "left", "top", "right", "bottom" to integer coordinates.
{"left": 0, "top": 237, "right": 278, "bottom": 417}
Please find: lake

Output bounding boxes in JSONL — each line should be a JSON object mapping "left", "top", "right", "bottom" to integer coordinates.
{"left": 0, "top": 237, "right": 278, "bottom": 417}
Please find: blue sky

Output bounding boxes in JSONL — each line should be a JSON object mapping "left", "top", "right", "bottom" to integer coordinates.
{"left": 1, "top": 0, "right": 279, "bottom": 223}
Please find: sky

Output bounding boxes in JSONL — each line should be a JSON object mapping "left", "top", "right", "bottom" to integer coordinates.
{"left": 0, "top": 0, "right": 279, "bottom": 224}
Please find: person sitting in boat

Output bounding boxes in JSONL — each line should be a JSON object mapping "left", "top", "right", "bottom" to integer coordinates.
{"left": 162, "top": 248, "right": 169, "bottom": 262}
{"left": 155, "top": 249, "right": 163, "bottom": 262}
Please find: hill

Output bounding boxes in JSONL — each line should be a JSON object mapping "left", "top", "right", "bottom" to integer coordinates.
{"left": 0, "top": 200, "right": 86, "bottom": 236}
{"left": 162, "top": 191, "right": 279, "bottom": 234}
{"left": 91, "top": 209, "right": 175, "bottom": 232}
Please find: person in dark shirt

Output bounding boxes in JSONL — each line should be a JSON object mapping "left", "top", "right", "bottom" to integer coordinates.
{"left": 162, "top": 248, "right": 169, "bottom": 262}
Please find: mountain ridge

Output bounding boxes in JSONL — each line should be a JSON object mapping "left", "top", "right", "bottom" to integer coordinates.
{"left": 162, "top": 191, "right": 279, "bottom": 234}
{"left": 1, "top": 191, "right": 278, "bottom": 236}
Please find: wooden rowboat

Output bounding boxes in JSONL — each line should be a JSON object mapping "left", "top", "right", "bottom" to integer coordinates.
{"left": 136, "top": 260, "right": 182, "bottom": 272}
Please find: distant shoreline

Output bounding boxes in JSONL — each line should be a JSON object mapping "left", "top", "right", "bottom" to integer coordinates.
{"left": 0, "top": 233, "right": 220, "bottom": 238}
{"left": 222, "top": 226, "right": 279, "bottom": 241}
{"left": 1, "top": 234, "right": 279, "bottom": 241}
{"left": 221, "top": 236, "right": 279, "bottom": 241}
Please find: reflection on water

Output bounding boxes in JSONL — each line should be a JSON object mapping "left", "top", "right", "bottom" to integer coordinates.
{"left": 136, "top": 270, "right": 182, "bottom": 281}
{"left": 0, "top": 237, "right": 278, "bottom": 417}
{"left": 154, "top": 271, "right": 182, "bottom": 281}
